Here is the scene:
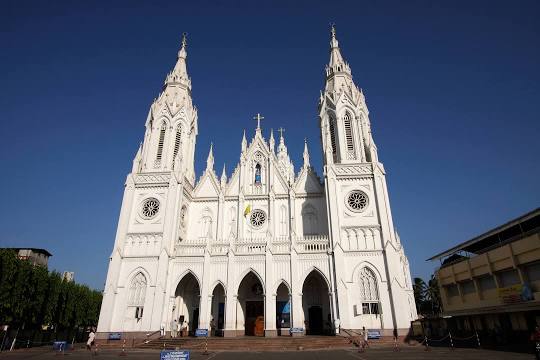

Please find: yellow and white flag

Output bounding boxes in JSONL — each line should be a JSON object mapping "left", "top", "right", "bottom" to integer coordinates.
{"left": 244, "top": 204, "right": 251, "bottom": 217}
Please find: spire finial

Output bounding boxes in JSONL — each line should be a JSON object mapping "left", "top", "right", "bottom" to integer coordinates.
{"left": 206, "top": 142, "right": 214, "bottom": 171}
{"left": 181, "top": 32, "right": 188, "bottom": 48}
{"left": 253, "top": 113, "right": 264, "bottom": 130}
{"left": 330, "top": 23, "right": 336, "bottom": 38}
{"left": 278, "top": 127, "right": 285, "bottom": 139}
{"left": 221, "top": 163, "right": 227, "bottom": 185}
{"left": 303, "top": 137, "right": 310, "bottom": 168}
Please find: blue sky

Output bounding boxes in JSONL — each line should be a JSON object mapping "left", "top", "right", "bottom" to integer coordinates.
{"left": 1, "top": 0, "right": 539, "bottom": 290}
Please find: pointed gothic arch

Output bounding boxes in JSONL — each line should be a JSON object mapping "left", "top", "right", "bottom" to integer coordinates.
{"left": 301, "top": 269, "right": 331, "bottom": 335}
{"left": 155, "top": 120, "right": 167, "bottom": 164}
{"left": 172, "top": 123, "right": 183, "bottom": 167}
{"left": 237, "top": 270, "right": 265, "bottom": 336}
{"left": 199, "top": 207, "right": 213, "bottom": 239}
{"left": 301, "top": 204, "right": 318, "bottom": 236}
{"left": 210, "top": 281, "right": 226, "bottom": 336}
{"left": 343, "top": 111, "right": 355, "bottom": 159}
{"left": 275, "top": 281, "right": 291, "bottom": 330}
{"left": 173, "top": 270, "right": 201, "bottom": 335}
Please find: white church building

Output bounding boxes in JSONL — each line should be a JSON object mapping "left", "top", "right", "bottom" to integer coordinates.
{"left": 97, "top": 27, "right": 417, "bottom": 338}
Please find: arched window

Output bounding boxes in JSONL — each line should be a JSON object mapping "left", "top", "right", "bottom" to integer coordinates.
{"left": 302, "top": 205, "right": 318, "bottom": 236}
{"left": 128, "top": 272, "right": 147, "bottom": 319}
{"left": 156, "top": 121, "right": 167, "bottom": 162}
{"left": 344, "top": 112, "right": 355, "bottom": 158}
{"left": 200, "top": 209, "right": 213, "bottom": 239}
{"left": 279, "top": 206, "right": 287, "bottom": 237}
{"left": 328, "top": 117, "right": 337, "bottom": 155}
{"left": 228, "top": 207, "right": 237, "bottom": 238}
{"left": 255, "top": 163, "right": 261, "bottom": 184}
{"left": 172, "top": 124, "right": 182, "bottom": 167}
{"left": 359, "top": 267, "right": 380, "bottom": 315}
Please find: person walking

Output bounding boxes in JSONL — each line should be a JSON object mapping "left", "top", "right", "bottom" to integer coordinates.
{"left": 86, "top": 329, "right": 95, "bottom": 351}
{"left": 171, "top": 319, "right": 178, "bottom": 338}
{"left": 362, "top": 326, "right": 369, "bottom": 349}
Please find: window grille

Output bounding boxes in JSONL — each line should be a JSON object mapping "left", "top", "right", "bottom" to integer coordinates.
{"left": 172, "top": 125, "right": 182, "bottom": 166}
{"left": 344, "top": 113, "right": 354, "bottom": 153}
{"left": 329, "top": 118, "right": 337, "bottom": 155}
{"left": 156, "top": 122, "right": 166, "bottom": 161}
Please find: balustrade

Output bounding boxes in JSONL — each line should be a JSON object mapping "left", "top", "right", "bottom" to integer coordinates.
{"left": 173, "top": 235, "right": 330, "bottom": 256}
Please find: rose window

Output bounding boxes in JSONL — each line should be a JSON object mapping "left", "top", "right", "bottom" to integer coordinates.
{"left": 347, "top": 191, "right": 368, "bottom": 212}
{"left": 250, "top": 209, "right": 266, "bottom": 228}
{"left": 141, "top": 198, "right": 160, "bottom": 219}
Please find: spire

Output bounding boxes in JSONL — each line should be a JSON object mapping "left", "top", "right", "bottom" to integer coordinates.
{"left": 241, "top": 130, "right": 247, "bottom": 152}
{"left": 303, "top": 138, "right": 310, "bottom": 168}
{"left": 206, "top": 142, "right": 214, "bottom": 171}
{"left": 326, "top": 25, "right": 351, "bottom": 77}
{"left": 269, "top": 129, "right": 275, "bottom": 153}
{"left": 165, "top": 33, "right": 191, "bottom": 89}
{"left": 277, "top": 127, "right": 287, "bottom": 154}
{"left": 220, "top": 164, "right": 227, "bottom": 187}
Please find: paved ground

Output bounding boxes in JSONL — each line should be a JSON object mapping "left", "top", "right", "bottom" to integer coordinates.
{"left": 0, "top": 347, "right": 534, "bottom": 360}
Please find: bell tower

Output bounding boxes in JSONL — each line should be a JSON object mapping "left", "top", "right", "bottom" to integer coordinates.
{"left": 319, "top": 26, "right": 416, "bottom": 332}
{"left": 318, "top": 26, "right": 378, "bottom": 166}
{"left": 134, "top": 33, "right": 198, "bottom": 184}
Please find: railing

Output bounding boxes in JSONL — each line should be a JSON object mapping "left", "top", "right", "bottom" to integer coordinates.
{"left": 175, "top": 238, "right": 207, "bottom": 256}
{"left": 174, "top": 235, "right": 330, "bottom": 256}
{"left": 294, "top": 235, "right": 330, "bottom": 253}
{"left": 234, "top": 238, "right": 267, "bottom": 254}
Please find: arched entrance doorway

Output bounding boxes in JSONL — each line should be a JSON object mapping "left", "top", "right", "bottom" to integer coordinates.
{"left": 237, "top": 271, "right": 264, "bottom": 336}
{"left": 275, "top": 282, "right": 291, "bottom": 335}
{"left": 174, "top": 272, "right": 200, "bottom": 336}
{"left": 210, "top": 283, "right": 226, "bottom": 336}
{"left": 302, "top": 270, "right": 331, "bottom": 335}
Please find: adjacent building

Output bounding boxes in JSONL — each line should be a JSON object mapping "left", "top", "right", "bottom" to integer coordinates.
{"left": 429, "top": 208, "right": 540, "bottom": 336}
{"left": 7, "top": 248, "right": 52, "bottom": 268}
{"left": 97, "top": 27, "right": 417, "bottom": 339}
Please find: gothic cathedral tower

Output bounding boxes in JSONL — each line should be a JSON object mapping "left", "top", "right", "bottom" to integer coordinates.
{"left": 97, "top": 35, "right": 198, "bottom": 333}
{"left": 319, "top": 27, "right": 416, "bottom": 331}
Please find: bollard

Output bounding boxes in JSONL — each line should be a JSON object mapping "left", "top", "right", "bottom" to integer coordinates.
{"left": 119, "top": 339, "right": 127, "bottom": 356}
{"left": 449, "top": 331, "right": 454, "bottom": 351}
{"left": 424, "top": 335, "right": 430, "bottom": 351}
{"left": 475, "top": 331, "right": 481, "bottom": 348}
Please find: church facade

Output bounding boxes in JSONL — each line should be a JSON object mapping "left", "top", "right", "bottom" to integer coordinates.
{"left": 97, "top": 28, "right": 417, "bottom": 338}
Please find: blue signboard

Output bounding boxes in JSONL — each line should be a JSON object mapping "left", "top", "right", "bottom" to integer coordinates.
{"left": 108, "top": 332, "right": 122, "bottom": 340}
{"left": 289, "top": 327, "right": 304, "bottom": 334}
{"left": 367, "top": 330, "right": 381, "bottom": 339}
{"left": 195, "top": 328, "right": 208, "bottom": 337}
{"left": 160, "top": 350, "right": 190, "bottom": 360}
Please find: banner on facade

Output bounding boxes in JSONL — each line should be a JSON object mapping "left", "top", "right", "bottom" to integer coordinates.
{"left": 498, "top": 283, "right": 534, "bottom": 304}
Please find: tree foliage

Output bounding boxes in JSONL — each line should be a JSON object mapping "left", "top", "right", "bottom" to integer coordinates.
{"left": 413, "top": 274, "right": 442, "bottom": 316}
{"left": 0, "top": 249, "right": 102, "bottom": 331}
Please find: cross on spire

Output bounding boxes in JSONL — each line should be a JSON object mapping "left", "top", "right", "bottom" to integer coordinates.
{"left": 278, "top": 127, "right": 285, "bottom": 138}
{"left": 181, "top": 32, "right": 188, "bottom": 48}
{"left": 253, "top": 113, "right": 264, "bottom": 129}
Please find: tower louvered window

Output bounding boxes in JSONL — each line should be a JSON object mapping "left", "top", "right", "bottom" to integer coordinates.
{"left": 329, "top": 118, "right": 337, "bottom": 155}
{"left": 172, "top": 125, "right": 182, "bottom": 167}
{"left": 156, "top": 122, "right": 166, "bottom": 162}
{"left": 344, "top": 113, "right": 355, "bottom": 159}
